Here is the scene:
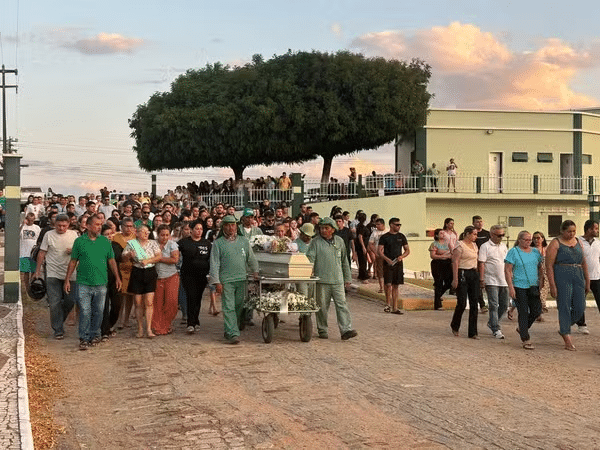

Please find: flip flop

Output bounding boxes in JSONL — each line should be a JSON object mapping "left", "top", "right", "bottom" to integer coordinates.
{"left": 383, "top": 306, "right": 391, "bottom": 313}
{"left": 522, "top": 342, "right": 535, "bottom": 350}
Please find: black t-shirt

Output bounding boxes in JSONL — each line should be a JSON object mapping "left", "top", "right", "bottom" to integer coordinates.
{"left": 378, "top": 232, "right": 408, "bottom": 261}
{"left": 475, "top": 229, "right": 490, "bottom": 248}
{"left": 260, "top": 224, "right": 275, "bottom": 236}
{"left": 178, "top": 237, "right": 211, "bottom": 274}
{"left": 335, "top": 227, "right": 352, "bottom": 258}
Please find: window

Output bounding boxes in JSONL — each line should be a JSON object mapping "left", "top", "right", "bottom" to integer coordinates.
{"left": 583, "top": 154, "right": 592, "bottom": 164}
{"left": 537, "top": 152, "right": 553, "bottom": 163}
{"left": 548, "top": 215, "right": 562, "bottom": 237}
{"left": 508, "top": 216, "right": 524, "bottom": 227}
{"left": 512, "top": 152, "right": 528, "bottom": 162}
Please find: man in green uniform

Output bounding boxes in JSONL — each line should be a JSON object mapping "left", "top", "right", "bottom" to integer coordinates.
{"left": 238, "top": 207, "right": 263, "bottom": 238}
{"left": 306, "top": 217, "right": 357, "bottom": 340}
{"left": 294, "top": 223, "right": 315, "bottom": 254}
{"left": 210, "top": 215, "right": 259, "bottom": 344}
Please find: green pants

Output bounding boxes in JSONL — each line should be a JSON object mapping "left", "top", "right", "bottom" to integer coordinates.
{"left": 315, "top": 283, "right": 353, "bottom": 336}
{"left": 222, "top": 280, "right": 247, "bottom": 340}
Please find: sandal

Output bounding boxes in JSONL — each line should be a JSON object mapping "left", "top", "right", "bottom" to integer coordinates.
{"left": 391, "top": 310, "right": 404, "bottom": 315}
{"left": 212, "top": 310, "right": 220, "bottom": 316}
{"left": 383, "top": 306, "right": 391, "bottom": 313}
{"left": 522, "top": 342, "right": 535, "bottom": 350}
{"left": 451, "top": 327, "right": 459, "bottom": 337}
{"left": 378, "top": 289, "right": 384, "bottom": 294}
{"left": 507, "top": 309, "right": 514, "bottom": 321}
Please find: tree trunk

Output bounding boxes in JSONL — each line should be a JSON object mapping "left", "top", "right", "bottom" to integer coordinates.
{"left": 232, "top": 165, "right": 246, "bottom": 181}
{"left": 320, "top": 156, "right": 333, "bottom": 184}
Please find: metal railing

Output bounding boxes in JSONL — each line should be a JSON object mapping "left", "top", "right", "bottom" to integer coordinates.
{"left": 193, "top": 174, "right": 599, "bottom": 209}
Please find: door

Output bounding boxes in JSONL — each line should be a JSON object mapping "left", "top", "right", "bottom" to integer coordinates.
{"left": 560, "top": 154, "right": 573, "bottom": 193}
{"left": 489, "top": 152, "right": 503, "bottom": 193}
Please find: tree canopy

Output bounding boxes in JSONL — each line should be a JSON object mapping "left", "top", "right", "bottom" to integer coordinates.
{"left": 129, "top": 50, "right": 432, "bottom": 181}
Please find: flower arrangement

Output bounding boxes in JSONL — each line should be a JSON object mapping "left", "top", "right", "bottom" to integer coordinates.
{"left": 250, "top": 234, "right": 298, "bottom": 253}
{"left": 245, "top": 290, "right": 319, "bottom": 312}
{"left": 249, "top": 235, "right": 275, "bottom": 252}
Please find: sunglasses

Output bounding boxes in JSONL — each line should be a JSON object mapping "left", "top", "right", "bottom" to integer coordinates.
{"left": 494, "top": 233, "right": 505, "bottom": 237}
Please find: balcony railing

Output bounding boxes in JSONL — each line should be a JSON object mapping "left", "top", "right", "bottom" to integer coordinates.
{"left": 193, "top": 174, "right": 598, "bottom": 210}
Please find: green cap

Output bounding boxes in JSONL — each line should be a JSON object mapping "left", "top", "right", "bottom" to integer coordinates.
{"left": 319, "top": 216, "right": 338, "bottom": 230}
{"left": 222, "top": 215, "right": 237, "bottom": 224}
{"left": 242, "top": 207, "right": 254, "bottom": 217}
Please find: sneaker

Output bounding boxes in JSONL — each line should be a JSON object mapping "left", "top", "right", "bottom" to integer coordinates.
{"left": 79, "top": 340, "right": 88, "bottom": 351}
{"left": 54, "top": 334, "right": 64, "bottom": 340}
{"left": 90, "top": 337, "right": 101, "bottom": 347}
{"left": 493, "top": 330, "right": 505, "bottom": 339}
{"left": 194, "top": 325, "right": 201, "bottom": 332}
{"left": 187, "top": 326, "right": 194, "bottom": 334}
{"left": 227, "top": 336, "right": 240, "bottom": 345}
{"left": 341, "top": 330, "right": 358, "bottom": 340}
{"left": 318, "top": 333, "right": 329, "bottom": 339}
{"left": 480, "top": 306, "right": 489, "bottom": 313}
{"left": 578, "top": 325, "right": 590, "bottom": 335}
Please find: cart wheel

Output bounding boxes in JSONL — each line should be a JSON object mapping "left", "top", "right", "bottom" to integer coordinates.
{"left": 262, "top": 314, "right": 274, "bottom": 343}
{"left": 299, "top": 314, "right": 312, "bottom": 342}
{"left": 273, "top": 314, "right": 279, "bottom": 329}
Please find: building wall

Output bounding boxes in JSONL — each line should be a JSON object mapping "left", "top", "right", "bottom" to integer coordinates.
{"left": 425, "top": 128, "right": 574, "bottom": 176}
{"left": 306, "top": 193, "right": 590, "bottom": 273}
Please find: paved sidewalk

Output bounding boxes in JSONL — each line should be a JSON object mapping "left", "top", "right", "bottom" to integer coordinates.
{"left": 0, "top": 232, "right": 34, "bottom": 450}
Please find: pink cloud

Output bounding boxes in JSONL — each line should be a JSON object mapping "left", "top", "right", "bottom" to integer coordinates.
{"left": 352, "top": 22, "right": 599, "bottom": 110}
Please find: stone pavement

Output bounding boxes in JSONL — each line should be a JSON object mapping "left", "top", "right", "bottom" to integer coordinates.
{"left": 0, "top": 231, "right": 34, "bottom": 450}
{"left": 26, "top": 285, "right": 600, "bottom": 449}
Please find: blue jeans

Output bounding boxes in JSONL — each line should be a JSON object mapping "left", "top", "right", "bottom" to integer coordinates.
{"left": 77, "top": 284, "right": 107, "bottom": 342}
{"left": 485, "top": 285, "right": 509, "bottom": 333}
{"left": 47, "top": 277, "right": 76, "bottom": 337}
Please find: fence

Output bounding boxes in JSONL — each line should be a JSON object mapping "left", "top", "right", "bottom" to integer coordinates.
{"left": 194, "top": 174, "right": 600, "bottom": 210}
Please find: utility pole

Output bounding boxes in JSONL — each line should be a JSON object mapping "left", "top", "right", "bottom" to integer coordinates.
{"left": 2, "top": 65, "right": 18, "bottom": 154}
{"left": 1, "top": 65, "right": 19, "bottom": 304}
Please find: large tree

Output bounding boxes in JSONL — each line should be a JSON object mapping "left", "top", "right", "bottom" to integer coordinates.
{"left": 129, "top": 51, "right": 431, "bottom": 181}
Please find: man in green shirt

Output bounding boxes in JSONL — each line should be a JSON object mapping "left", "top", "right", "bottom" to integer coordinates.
{"left": 210, "top": 215, "right": 259, "bottom": 344}
{"left": 238, "top": 207, "right": 263, "bottom": 238}
{"left": 306, "top": 217, "right": 357, "bottom": 340}
{"left": 65, "top": 215, "right": 121, "bottom": 350}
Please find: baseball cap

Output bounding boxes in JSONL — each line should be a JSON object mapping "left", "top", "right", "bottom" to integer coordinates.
{"left": 242, "top": 207, "right": 254, "bottom": 217}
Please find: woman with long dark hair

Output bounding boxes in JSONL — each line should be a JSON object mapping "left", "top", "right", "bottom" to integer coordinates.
{"left": 450, "top": 226, "right": 480, "bottom": 338}
{"left": 546, "top": 220, "right": 590, "bottom": 351}
{"left": 429, "top": 228, "right": 452, "bottom": 310}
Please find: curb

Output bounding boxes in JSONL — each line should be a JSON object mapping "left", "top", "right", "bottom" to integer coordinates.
{"left": 16, "top": 299, "right": 34, "bottom": 450}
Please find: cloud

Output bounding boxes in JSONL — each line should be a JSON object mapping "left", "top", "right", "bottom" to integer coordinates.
{"left": 330, "top": 23, "right": 343, "bottom": 39}
{"left": 352, "top": 22, "right": 600, "bottom": 110}
{"left": 68, "top": 33, "right": 144, "bottom": 55}
{"left": 44, "top": 28, "right": 144, "bottom": 55}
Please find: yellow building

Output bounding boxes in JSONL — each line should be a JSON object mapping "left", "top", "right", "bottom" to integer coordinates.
{"left": 307, "top": 108, "right": 600, "bottom": 272}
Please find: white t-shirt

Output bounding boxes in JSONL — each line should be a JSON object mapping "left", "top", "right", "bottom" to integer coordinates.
{"left": 478, "top": 240, "right": 508, "bottom": 286}
{"left": 579, "top": 236, "right": 600, "bottom": 281}
{"left": 40, "top": 229, "right": 78, "bottom": 280}
{"left": 20, "top": 224, "right": 41, "bottom": 258}
{"left": 25, "top": 203, "right": 44, "bottom": 220}
{"left": 369, "top": 229, "right": 387, "bottom": 248}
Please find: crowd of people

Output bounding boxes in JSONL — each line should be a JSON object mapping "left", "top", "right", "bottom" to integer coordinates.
{"left": 19, "top": 190, "right": 362, "bottom": 348}
{"left": 17, "top": 187, "right": 598, "bottom": 352}
{"left": 431, "top": 215, "right": 595, "bottom": 351}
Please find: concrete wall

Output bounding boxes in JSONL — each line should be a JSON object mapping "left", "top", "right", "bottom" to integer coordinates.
{"left": 307, "top": 193, "right": 590, "bottom": 273}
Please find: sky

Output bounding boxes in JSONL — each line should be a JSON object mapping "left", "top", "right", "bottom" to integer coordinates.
{"left": 2, "top": 0, "right": 600, "bottom": 196}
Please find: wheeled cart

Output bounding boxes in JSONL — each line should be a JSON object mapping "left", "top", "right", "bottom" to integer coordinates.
{"left": 247, "top": 276, "right": 320, "bottom": 343}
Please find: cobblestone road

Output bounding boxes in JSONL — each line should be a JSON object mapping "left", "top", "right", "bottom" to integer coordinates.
{"left": 27, "top": 292, "right": 600, "bottom": 449}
